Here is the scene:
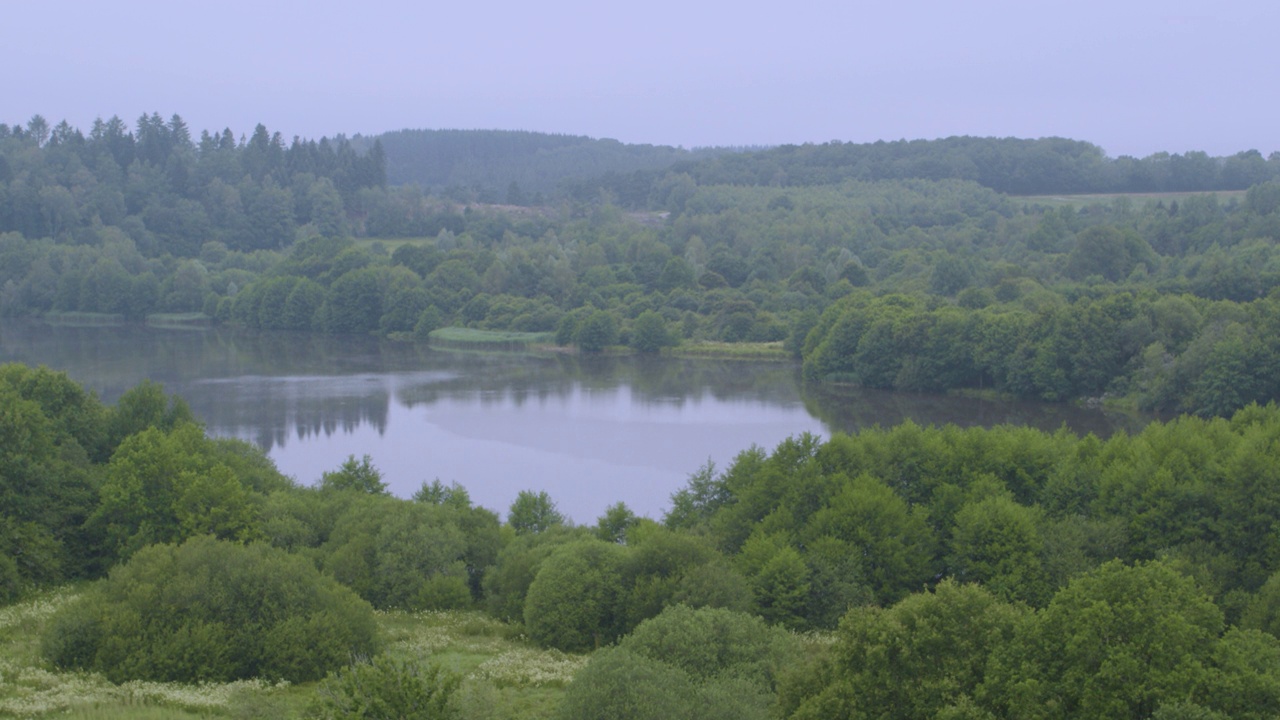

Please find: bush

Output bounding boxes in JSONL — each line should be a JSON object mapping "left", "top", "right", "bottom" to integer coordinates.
{"left": 42, "top": 535, "right": 378, "bottom": 683}
{"left": 619, "top": 604, "right": 801, "bottom": 688}
{"left": 482, "top": 526, "right": 582, "bottom": 623}
{"left": 630, "top": 310, "right": 674, "bottom": 353}
{"left": 524, "top": 540, "right": 626, "bottom": 651}
{"left": 320, "top": 495, "right": 474, "bottom": 611}
{"left": 558, "top": 606, "right": 798, "bottom": 720}
{"left": 309, "top": 655, "right": 460, "bottom": 720}
{"left": 574, "top": 310, "right": 618, "bottom": 353}
{"left": 556, "top": 647, "right": 696, "bottom": 720}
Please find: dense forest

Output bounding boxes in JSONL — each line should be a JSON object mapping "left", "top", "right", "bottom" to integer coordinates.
{"left": 5, "top": 112, "right": 1280, "bottom": 717}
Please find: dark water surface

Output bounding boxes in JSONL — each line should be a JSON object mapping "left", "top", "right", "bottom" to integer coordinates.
{"left": 0, "top": 320, "right": 1153, "bottom": 522}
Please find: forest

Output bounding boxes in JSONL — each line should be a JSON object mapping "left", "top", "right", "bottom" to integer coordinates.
{"left": 4, "top": 113, "right": 1280, "bottom": 718}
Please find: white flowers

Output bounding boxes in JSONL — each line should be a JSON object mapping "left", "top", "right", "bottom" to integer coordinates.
{"left": 470, "top": 648, "right": 587, "bottom": 688}
{"left": 1, "top": 595, "right": 580, "bottom": 717}
{"left": 0, "top": 589, "right": 79, "bottom": 632}
{"left": 381, "top": 608, "right": 588, "bottom": 688}
{"left": 0, "top": 661, "right": 289, "bottom": 716}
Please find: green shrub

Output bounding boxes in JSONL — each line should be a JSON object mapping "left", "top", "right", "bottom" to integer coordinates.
{"left": 320, "top": 495, "right": 473, "bottom": 610}
{"left": 482, "top": 526, "right": 582, "bottom": 623}
{"left": 308, "top": 655, "right": 460, "bottom": 720}
{"left": 558, "top": 606, "right": 797, "bottom": 720}
{"left": 556, "top": 647, "right": 696, "bottom": 720}
{"left": 619, "top": 604, "right": 801, "bottom": 688}
{"left": 42, "top": 535, "right": 378, "bottom": 683}
{"left": 524, "top": 540, "right": 626, "bottom": 651}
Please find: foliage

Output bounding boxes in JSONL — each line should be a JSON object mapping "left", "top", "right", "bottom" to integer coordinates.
{"left": 507, "top": 490, "right": 565, "bottom": 534}
{"left": 664, "top": 460, "right": 729, "bottom": 532}
{"left": 947, "top": 495, "right": 1050, "bottom": 605}
{"left": 308, "top": 656, "right": 460, "bottom": 720}
{"left": 319, "top": 495, "right": 479, "bottom": 611}
{"left": 573, "top": 310, "right": 618, "bottom": 353}
{"left": 665, "top": 136, "right": 1277, "bottom": 195}
{"left": 0, "top": 374, "right": 97, "bottom": 593}
{"left": 619, "top": 523, "right": 751, "bottom": 628}
{"left": 981, "top": 560, "right": 1224, "bottom": 719}
{"left": 89, "top": 422, "right": 272, "bottom": 562}
{"left": 1, "top": 593, "right": 572, "bottom": 720}
{"left": 482, "top": 526, "right": 584, "bottom": 623}
{"left": 559, "top": 605, "right": 802, "bottom": 720}
{"left": 630, "top": 310, "right": 674, "bottom": 353}
{"left": 1, "top": 368, "right": 293, "bottom": 595}
{"left": 555, "top": 647, "right": 699, "bottom": 720}
{"left": 595, "top": 501, "right": 638, "bottom": 543}
{"left": 523, "top": 540, "right": 626, "bottom": 651}
{"left": 107, "top": 379, "right": 195, "bottom": 447}
{"left": 783, "top": 580, "right": 1022, "bottom": 720}
{"left": 41, "top": 536, "right": 379, "bottom": 683}
{"left": 321, "top": 454, "right": 388, "bottom": 494}
{"left": 620, "top": 604, "right": 802, "bottom": 688}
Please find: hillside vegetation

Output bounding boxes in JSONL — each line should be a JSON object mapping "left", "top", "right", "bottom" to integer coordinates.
{"left": 5, "top": 114, "right": 1280, "bottom": 716}
{"left": 6, "top": 364, "right": 1280, "bottom": 717}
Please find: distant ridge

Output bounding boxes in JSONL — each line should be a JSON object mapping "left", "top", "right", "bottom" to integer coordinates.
{"left": 351, "top": 129, "right": 1279, "bottom": 205}
{"left": 354, "top": 128, "right": 732, "bottom": 201}
{"left": 659, "top": 136, "right": 1279, "bottom": 196}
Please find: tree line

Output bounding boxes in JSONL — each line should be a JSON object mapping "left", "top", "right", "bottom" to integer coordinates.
{"left": 588, "top": 136, "right": 1280, "bottom": 204}
{"left": 0, "top": 113, "right": 384, "bottom": 253}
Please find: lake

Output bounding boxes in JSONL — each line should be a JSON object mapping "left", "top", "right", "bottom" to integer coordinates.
{"left": 0, "top": 320, "right": 1151, "bottom": 523}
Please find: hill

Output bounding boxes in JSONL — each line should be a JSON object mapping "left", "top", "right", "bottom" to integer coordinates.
{"left": 354, "top": 128, "right": 733, "bottom": 201}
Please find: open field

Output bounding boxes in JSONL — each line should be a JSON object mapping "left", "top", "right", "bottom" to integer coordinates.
{"left": 1019, "top": 189, "right": 1249, "bottom": 208}
{"left": 668, "top": 340, "right": 791, "bottom": 361}
{"left": 145, "top": 313, "right": 213, "bottom": 329}
{"left": 355, "top": 237, "right": 435, "bottom": 253}
{"left": 39, "top": 312, "right": 125, "bottom": 326}
{"left": 428, "top": 327, "right": 555, "bottom": 351}
{"left": 0, "top": 589, "right": 575, "bottom": 719}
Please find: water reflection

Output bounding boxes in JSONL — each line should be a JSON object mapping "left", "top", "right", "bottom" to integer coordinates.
{"left": 799, "top": 382, "right": 1154, "bottom": 438}
{"left": 0, "top": 320, "right": 1154, "bottom": 521}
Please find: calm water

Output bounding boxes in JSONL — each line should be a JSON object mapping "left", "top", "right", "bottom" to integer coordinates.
{"left": 0, "top": 320, "right": 1152, "bottom": 523}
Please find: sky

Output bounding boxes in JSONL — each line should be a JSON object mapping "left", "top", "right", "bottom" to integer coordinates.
{"left": 6, "top": 0, "right": 1277, "bottom": 158}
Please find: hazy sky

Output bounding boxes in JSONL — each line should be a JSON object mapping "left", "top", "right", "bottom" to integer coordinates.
{"left": 7, "top": 0, "right": 1277, "bottom": 157}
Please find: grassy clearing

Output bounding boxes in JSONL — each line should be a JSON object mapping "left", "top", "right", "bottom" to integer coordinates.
{"left": 355, "top": 237, "right": 435, "bottom": 253}
{"left": 145, "top": 313, "right": 212, "bottom": 329}
{"left": 0, "top": 590, "right": 577, "bottom": 719}
{"left": 669, "top": 340, "right": 791, "bottom": 361}
{"left": 429, "top": 327, "right": 555, "bottom": 351}
{"left": 1020, "top": 189, "right": 1248, "bottom": 208}
{"left": 0, "top": 588, "right": 305, "bottom": 719}
{"left": 40, "top": 312, "right": 125, "bottom": 326}
{"left": 946, "top": 387, "right": 1021, "bottom": 403}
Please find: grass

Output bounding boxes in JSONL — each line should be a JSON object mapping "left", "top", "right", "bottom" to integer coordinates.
{"left": 1019, "top": 189, "right": 1248, "bottom": 208}
{"left": 40, "top": 312, "right": 125, "bottom": 326}
{"left": 0, "top": 589, "right": 578, "bottom": 719}
{"left": 0, "top": 588, "right": 304, "bottom": 719}
{"left": 946, "top": 387, "right": 1021, "bottom": 403}
{"left": 145, "top": 313, "right": 213, "bottom": 329}
{"left": 669, "top": 340, "right": 792, "bottom": 361}
{"left": 428, "top": 327, "right": 555, "bottom": 351}
{"left": 355, "top": 237, "right": 436, "bottom": 253}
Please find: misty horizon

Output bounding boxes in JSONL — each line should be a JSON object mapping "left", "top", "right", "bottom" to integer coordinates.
{"left": 7, "top": 0, "right": 1277, "bottom": 160}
